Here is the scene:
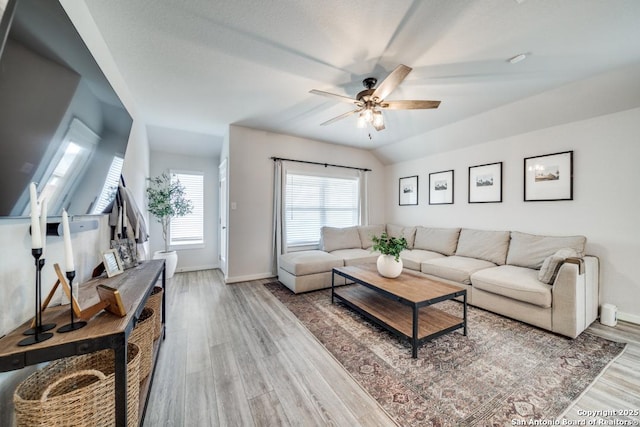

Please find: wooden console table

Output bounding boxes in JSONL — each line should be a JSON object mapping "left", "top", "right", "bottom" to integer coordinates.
{"left": 0, "top": 259, "right": 166, "bottom": 427}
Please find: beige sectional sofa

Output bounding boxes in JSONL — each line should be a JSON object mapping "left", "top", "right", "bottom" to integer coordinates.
{"left": 278, "top": 224, "right": 599, "bottom": 338}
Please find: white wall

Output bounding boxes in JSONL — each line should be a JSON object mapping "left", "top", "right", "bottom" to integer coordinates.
{"left": 226, "top": 125, "right": 387, "bottom": 283}
{"left": 385, "top": 107, "right": 640, "bottom": 321}
{"left": 148, "top": 150, "right": 219, "bottom": 272}
{"left": 0, "top": 5, "right": 152, "bottom": 423}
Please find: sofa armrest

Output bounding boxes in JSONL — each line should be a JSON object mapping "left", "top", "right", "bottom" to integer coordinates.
{"left": 563, "top": 257, "right": 583, "bottom": 274}
{"left": 551, "top": 255, "right": 599, "bottom": 338}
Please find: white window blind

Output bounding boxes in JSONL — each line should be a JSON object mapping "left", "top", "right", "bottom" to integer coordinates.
{"left": 285, "top": 173, "right": 359, "bottom": 247}
{"left": 169, "top": 172, "right": 204, "bottom": 246}
{"left": 91, "top": 155, "right": 124, "bottom": 214}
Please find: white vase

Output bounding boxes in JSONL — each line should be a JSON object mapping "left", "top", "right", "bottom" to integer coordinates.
{"left": 377, "top": 254, "right": 403, "bottom": 278}
{"left": 153, "top": 250, "right": 178, "bottom": 279}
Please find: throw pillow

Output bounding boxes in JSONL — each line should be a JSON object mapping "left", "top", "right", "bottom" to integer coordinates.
{"left": 358, "top": 224, "right": 386, "bottom": 249}
{"left": 386, "top": 224, "right": 417, "bottom": 249}
{"left": 538, "top": 248, "right": 579, "bottom": 284}
{"left": 320, "top": 226, "right": 361, "bottom": 252}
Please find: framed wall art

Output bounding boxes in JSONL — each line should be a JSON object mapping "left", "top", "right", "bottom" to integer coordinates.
{"left": 468, "top": 162, "right": 502, "bottom": 203}
{"left": 524, "top": 151, "right": 573, "bottom": 201}
{"left": 399, "top": 175, "right": 418, "bottom": 206}
{"left": 429, "top": 170, "right": 454, "bottom": 205}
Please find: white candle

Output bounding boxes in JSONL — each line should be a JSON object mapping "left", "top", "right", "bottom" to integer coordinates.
{"left": 62, "top": 209, "right": 75, "bottom": 272}
{"left": 30, "top": 210, "right": 42, "bottom": 249}
{"left": 39, "top": 197, "right": 48, "bottom": 258}
{"left": 29, "top": 182, "right": 38, "bottom": 215}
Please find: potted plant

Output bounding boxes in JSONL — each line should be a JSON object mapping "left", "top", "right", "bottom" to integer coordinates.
{"left": 371, "top": 232, "right": 408, "bottom": 278}
{"left": 146, "top": 172, "right": 193, "bottom": 278}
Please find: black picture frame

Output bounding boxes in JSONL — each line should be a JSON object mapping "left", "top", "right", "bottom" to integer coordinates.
{"left": 468, "top": 162, "right": 502, "bottom": 203}
{"left": 399, "top": 175, "right": 418, "bottom": 206}
{"left": 429, "top": 170, "right": 454, "bottom": 205}
{"left": 524, "top": 151, "right": 573, "bottom": 201}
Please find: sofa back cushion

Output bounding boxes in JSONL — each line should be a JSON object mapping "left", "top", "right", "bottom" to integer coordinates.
{"left": 507, "top": 231, "right": 586, "bottom": 269}
{"left": 320, "top": 226, "right": 362, "bottom": 252}
{"left": 386, "top": 224, "right": 417, "bottom": 249}
{"left": 455, "top": 228, "right": 510, "bottom": 265}
{"left": 413, "top": 227, "right": 461, "bottom": 256}
{"left": 357, "top": 224, "right": 386, "bottom": 249}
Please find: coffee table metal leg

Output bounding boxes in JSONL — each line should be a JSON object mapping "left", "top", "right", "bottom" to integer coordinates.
{"left": 331, "top": 271, "right": 335, "bottom": 304}
{"left": 463, "top": 292, "right": 468, "bottom": 336}
{"left": 412, "top": 305, "right": 418, "bottom": 358}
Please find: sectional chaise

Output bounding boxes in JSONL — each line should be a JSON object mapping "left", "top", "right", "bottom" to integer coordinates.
{"left": 278, "top": 225, "right": 599, "bottom": 338}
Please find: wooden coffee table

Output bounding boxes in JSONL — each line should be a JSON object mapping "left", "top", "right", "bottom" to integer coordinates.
{"left": 332, "top": 264, "right": 467, "bottom": 358}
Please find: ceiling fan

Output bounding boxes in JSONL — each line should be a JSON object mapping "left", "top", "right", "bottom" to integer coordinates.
{"left": 310, "top": 64, "right": 440, "bottom": 131}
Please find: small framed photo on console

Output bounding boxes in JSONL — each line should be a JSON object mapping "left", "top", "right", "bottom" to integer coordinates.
{"left": 102, "top": 249, "right": 124, "bottom": 278}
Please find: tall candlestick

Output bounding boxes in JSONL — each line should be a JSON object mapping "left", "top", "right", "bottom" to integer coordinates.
{"left": 30, "top": 211, "right": 42, "bottom": 249}
{"left": 39, "top": 197, "right": 48, "bottom": 258}
{"left": 62, "top": 210, "right": 75, "bottom": 272}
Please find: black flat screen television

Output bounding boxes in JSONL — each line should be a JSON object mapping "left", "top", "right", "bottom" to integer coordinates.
{"left": 0, "top": 0, "right": 132, "bottom": 217}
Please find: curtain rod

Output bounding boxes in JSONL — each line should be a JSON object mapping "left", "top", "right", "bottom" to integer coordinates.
{"left": 270, "top": 157, "right": 371, "bottom": 172}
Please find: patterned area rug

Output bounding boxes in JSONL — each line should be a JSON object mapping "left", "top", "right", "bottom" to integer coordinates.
{"left": 264, "top": 282, "right": 625, "bottom": 426}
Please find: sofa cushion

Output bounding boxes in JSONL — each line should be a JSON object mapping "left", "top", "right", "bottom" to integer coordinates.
{"left": 320, "top": 226, "right": 361, "bottom": 252}
{"left": 279, "top": 250, "right": 343, "bottom": 276}
{"left": 330, "top": 248, "right": 379, "bottom": 266}
{"left": 471, "top": 265, "right": 552, "bottom": 308}
{"left": 413, "top": 227, "right": 460, "bottom": 255}
{"left": 387, "top": 224, "right": 417, "bottom": 248}
{"left": 421, "top": 255, "right": 496, "bottom": 285}
{"left": 538, "top": 248, "right": 579, "bottom": 284}
{"left": 455, "top": 229, "right": 510, "bottom": 265}
{"left": 507, "top": 231, "right": 586, "bottom": 269}
{"left": 400, "top": 249, "right": 445, "bottom": 271}
{"left": 357, "top": 224, "right": 386, "bottom": 249}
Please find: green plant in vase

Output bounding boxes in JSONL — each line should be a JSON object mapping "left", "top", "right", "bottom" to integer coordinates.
{"left": 371, "top": 232, "right": 408, "bottom": 278}
{"left": 146, "top": 172, "right": 193, "bottom": 278}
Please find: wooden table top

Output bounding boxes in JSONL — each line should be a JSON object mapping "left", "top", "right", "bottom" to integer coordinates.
{"left": 333, "top": 264, "right": 464, "bottom": 304}
{"left": 0, "top": 260, "right": 164, "bottom": 365}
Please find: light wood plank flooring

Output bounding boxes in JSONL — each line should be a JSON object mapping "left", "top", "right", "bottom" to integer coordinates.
{"left": 144, "top": 270, "right": 640, "bottom": 426}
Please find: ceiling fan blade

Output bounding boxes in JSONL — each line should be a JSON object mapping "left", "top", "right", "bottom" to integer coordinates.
{"left": 320, "top": 109, "right": 361, "bottom": 126}
{"left": 371, "top": 64, "right": 412, "bottom": 100}
{"left": 381, "top": 100, "right": 441, "bottom": 110}
{"left": 310, "top": 89, "right": 360, "bottom": 105}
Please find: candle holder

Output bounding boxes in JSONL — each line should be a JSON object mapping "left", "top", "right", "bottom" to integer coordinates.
{"left": 19, "top": 249, "right": 55, "bottom": 346}
{"left": 57, "top": 270, "right": 87, "bottom": 333}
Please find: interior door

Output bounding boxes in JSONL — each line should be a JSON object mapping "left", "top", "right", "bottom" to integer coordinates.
{"left": 218, "top": 158, "right": 228, "bottom": 277}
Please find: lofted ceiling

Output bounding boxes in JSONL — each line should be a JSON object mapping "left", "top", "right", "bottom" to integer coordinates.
{"left": 80, "top": 0, "right": 640, "bottom": 161}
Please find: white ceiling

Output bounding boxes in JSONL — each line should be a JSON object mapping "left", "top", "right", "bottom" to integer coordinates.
{"left": 81, "top": 0, "right": 640, "bottom": 161}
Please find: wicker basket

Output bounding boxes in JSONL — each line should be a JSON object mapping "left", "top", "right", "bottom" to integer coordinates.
{"left": 129, "top": 307, "right": 155, "bottom": 380}
{"left": 145, "top": 286, "right": 164, "bottom": 340}
{"left": 14, "top": 343, "right": 141, "bottom": 427}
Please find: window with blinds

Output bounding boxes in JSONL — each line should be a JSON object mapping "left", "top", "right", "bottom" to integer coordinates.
{"left": 91, "top": 155, "right": 124, "bottom": 214}
{"left": 169, "top": 172, "right": 204, "bottom": 247}
{"left": 285, "top": 173, "right": 359, "bottom": 247}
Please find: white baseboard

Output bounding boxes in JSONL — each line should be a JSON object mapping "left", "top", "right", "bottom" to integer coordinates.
{"left": 617, "top": 311, "right": 640, "bottom": 325}
{"left": 225, "top": 272, "right": 276, "bottom": 284}
{"left": 176, "top": 263, "right": 219, "bottom": 273}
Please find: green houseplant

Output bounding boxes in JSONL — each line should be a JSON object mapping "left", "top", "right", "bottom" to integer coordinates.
{"left": 371, "top": 232, "right": 408, "bottom": 278}
{"left": 146, "top": 172, "right": 193, "bottom": 278}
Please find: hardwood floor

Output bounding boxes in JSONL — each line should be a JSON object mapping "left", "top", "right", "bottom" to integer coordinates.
{"left": 144, "top": 269, "right": 640, "bottom": 426}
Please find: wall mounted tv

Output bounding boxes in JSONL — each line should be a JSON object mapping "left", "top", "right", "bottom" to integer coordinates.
{"left": 0, "top": 0, "right": 132, "bottom": 217}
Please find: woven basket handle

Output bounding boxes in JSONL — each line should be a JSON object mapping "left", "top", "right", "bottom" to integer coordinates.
{"left": 41, "top": 369, "right": 107, "bottom": 401}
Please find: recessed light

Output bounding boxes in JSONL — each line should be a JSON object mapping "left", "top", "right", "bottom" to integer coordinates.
{"left": 508, "top": 53, "right": 528, "bottom": 64}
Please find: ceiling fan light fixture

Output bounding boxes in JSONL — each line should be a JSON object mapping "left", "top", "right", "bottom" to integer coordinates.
{"left": 357, "top": 113, "right": 366, "bottom": 128}
{"left": 363, "top": 108, "right": 373, "bottom": 122}
{"left": 372, "top": 110, "right": 384, "bottom": 128}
